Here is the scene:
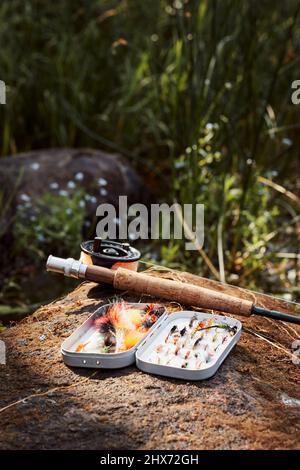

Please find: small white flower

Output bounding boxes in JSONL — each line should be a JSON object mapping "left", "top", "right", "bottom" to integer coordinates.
{"left": 66, "top": 208, "right": 72, "bottom": 215}
{"left": 205, "top": 123, "right": 214, "bottom": 130}
{"left": 49, "top": 182, "right": 59, "bottom": 190}
{"left": 74, "top": 172, "right": 84, "bottom": 181}
{"left": 30, "top": 162, "right": 40, "bottom": 171}
{"left": 175, "top": 161, "right": 185, "bottom": 169}
{"left": 79, "top": 200, "right": 85, "bottom": 208}
{"left": 173, "top": 0, "right": 183, "bottom": 9}
{"left": 39, "top": 335, "right": 46, "bottom": 341}
{"left": 30, "top": 215, "right": 37, "bottom": 222}
{"left": 84, "top": 195, "right": 97, "bottom": 204}
{"left": 98, "top": 177, "right": 107, "bottom": 186}
{"left": 165, "top": 5, "right": 173, "bottom": 15}
{"left": 151, "top": 34, "right": 159, "bottom": 42}
{"left": 59, "top": 190, "right": 69, "bottom": 197}
{"left": 67, "top": 181, "right": 76, "bottom": 189}
{"left": 282, "top": 138, "right": 293, "bottom": 146}
{"left": 100, "top": 188, "right": 108, "bottom": 196}
{"left": 20, "top": 193, "right": 31, "bottom": 202}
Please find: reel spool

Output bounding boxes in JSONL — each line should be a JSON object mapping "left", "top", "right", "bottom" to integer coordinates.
{"left": 80, "top": 237, "right": 141, "bottom": 271}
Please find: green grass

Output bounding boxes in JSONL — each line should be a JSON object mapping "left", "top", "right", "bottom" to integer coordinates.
{"left": 0, "top": 0, "right": 299, "bottom": 300}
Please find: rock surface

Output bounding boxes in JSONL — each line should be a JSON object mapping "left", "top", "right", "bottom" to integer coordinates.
{"left": 0, "top": 147, "right": 151, "bottom": 217}
{"left": 0, "top": 272, "right": 299, "bottom": 450}
{"left": 0, "top": 147, "right": 151, "bottom": 296}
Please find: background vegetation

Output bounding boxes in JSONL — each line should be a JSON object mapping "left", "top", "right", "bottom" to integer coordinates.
{"left": 0, "top": 0, "right": 299, "bottom": 315}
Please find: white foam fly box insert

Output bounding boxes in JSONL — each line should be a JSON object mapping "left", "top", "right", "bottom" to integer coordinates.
{"left": 136, "top": 311, "right": 242, "bottom": 380}
{"left": 61, "top": 306, "right": 241, "bottom": 380}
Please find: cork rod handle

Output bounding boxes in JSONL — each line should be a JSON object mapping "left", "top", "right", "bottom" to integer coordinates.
{"left": 86, "top": 265, "right": 115, "bottom": 284}
{"left": 47, "top": 256, "right": 253, "bottom": 317}
{"left": 46, "top": 256, "right": 300, "bottom": 323}
{"left": 113, "top": 268, "right": 253, "bottom": 317}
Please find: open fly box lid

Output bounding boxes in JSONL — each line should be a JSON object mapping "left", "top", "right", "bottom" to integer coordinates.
{"left": 80, "top": 237, "right": 141, "bottom": 271}
{"left": 61, "top": 304, "right": 242, "bottom": 380}
{"left": 61, "top": 303, "right": 168, "bottom": 369}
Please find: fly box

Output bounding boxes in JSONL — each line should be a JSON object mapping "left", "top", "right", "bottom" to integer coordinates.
{"left": 62, "top": 304, "right": 241, "bottom": 380}
{"left": 61, "top": 302, "right": 167, "bottom": 369}
{"left": 136, "top": 311, "right": 241, "bottom": 380}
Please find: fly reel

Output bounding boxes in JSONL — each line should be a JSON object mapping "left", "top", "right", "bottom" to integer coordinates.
{"left": 80, "top": 237, "right": 141, "bottom": 271}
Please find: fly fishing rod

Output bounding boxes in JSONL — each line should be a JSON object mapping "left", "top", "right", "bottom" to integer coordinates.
{"left": 46, "top": 255, "right": 300, "bottom": 325}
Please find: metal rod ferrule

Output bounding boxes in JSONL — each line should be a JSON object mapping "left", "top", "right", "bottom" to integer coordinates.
{"left": 46, "top": 255, "right": 87, "bottom": 279}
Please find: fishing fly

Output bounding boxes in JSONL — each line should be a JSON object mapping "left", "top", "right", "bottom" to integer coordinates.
{"left": 75, "top": 302, "right": 165, "bottom": 354}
